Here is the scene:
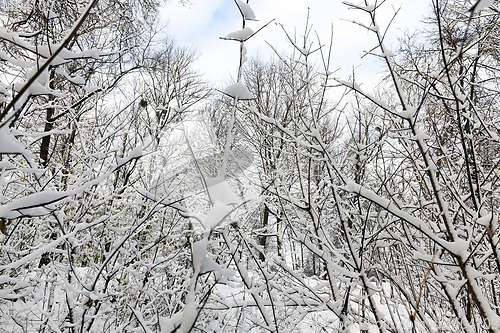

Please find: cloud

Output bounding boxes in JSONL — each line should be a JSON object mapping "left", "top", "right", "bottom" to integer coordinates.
{"left": 161, "top": 0, "right": 431, "bottom": 88}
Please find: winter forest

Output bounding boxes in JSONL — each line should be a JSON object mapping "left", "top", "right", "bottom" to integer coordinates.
{"left": 1, "top": 0, "right": 500, "bottom": 332}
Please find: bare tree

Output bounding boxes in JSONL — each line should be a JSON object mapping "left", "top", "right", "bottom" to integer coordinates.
{"left": 0, "top": 1, "right": 204, "bottom": 332}
{"left": 2, "top": 0, "right": 500, "bottom": 332}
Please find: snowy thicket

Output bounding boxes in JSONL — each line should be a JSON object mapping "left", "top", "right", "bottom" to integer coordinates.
{"left": 1, "top": 0, "right": 500, "bottom": 333}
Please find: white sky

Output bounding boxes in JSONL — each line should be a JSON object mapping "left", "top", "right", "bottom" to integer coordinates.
{"left": 160, "top": 0, "right": 432, "bottom": 88}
